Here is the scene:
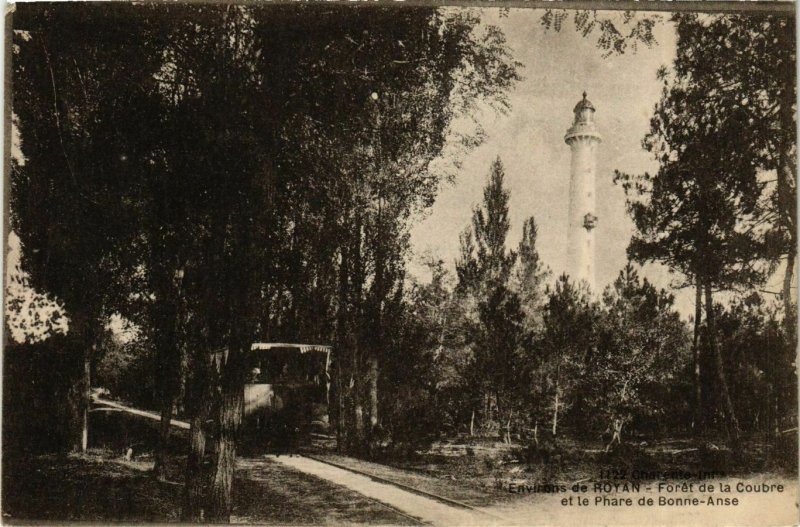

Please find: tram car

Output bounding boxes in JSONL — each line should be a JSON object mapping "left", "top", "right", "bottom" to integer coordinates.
{"left": 242, "top": 342, "right": 331, "bottom": 450}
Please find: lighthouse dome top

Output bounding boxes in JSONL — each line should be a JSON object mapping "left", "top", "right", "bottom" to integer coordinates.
{"left": 573, "top": 91, "right": 595, "bottom": 114}
{"left": 565, "top": 91, "right": 602, "bottom": 144}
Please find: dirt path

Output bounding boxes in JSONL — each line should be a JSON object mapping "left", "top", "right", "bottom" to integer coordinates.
{"left": 93, "top": 397, "right": 189, "bottom": 429}
{"left": 269, "top": 455, "right": 507, "bottom": 526}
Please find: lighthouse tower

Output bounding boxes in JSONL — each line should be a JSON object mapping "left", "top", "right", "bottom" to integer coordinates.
{"left": 564, "top": 92, "right": 602, "bottom": 291}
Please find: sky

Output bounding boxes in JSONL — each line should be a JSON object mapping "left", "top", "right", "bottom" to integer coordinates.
{"left": 406, "top": 9, "right": 695, "bottom": 311}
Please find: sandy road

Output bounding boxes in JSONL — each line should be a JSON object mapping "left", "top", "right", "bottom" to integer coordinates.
{"left": 268, "top": 455, "right": 507, "bottom": 526}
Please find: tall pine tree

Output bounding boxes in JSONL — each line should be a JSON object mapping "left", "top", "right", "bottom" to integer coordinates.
{"left": 456, "top": 157, "right": 525, "bottom": 435}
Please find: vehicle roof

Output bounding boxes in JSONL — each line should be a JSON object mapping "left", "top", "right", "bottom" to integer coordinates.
{"left": 250, "top": 342, "right": 332, "bottom": 353}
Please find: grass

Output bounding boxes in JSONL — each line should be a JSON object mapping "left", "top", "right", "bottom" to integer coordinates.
{"left": 2, "top": 451, "right": 183, "bottom": 523}
{"left": 2, "top": 450, "right": 415, "bottom": 524}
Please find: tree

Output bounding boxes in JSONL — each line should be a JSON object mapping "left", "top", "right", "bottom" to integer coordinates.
{"left": 148, "top": 5, "right": 520, "bottom": 513}
{"left": 456, "top": 158, "right": 526, "bottom": 434}
{"left": 379, "top": 257, "right": 465, "bottom": 446}
{"left": 541, "top": 9, "right": 661, "bottom": 57}
{"left": 715, "top": 295, "right": 797, "bottom": 444}
{"left": 514, "top": 216, "right": 550, "bottom": 330}
{"left": 666, "top": 14, "right": 796, "bottom": 315}
{"left": 12, "top": 4, "right": 275, "bottom": 515}
{"left": 11, "top": 4, "right": 168, "bottom": 452}
{"left": 270, "top": 8, "right": 521, "bottom": 455}
{"left": 156, "top": 4, "right": 521, "bottom": 513}
{"left": 612, "top": 13, "right": 788, "bottom": 443}
{"left": 156, "top": 8, "right": 282, "bottom": 518}
{"left": 459, "top": 158, "right": 518, "bottom": 292}
{"left": 503, "top": 217, "right": 550, "bottom": 437}
{"left": 590, "top": 264, "right": 690, "bottom": 446}
{"left": 539, "top": 275, "right": 598, "bottom": 437}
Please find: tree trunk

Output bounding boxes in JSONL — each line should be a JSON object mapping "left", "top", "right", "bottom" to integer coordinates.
{"left": 606, "top": 418, "right": 623, "bottom": 452}
{"left": 692, "top": 280, "right": 703, "bottom": 436}
{"left": 765, "top": 340, "right": 774, "bottom": 444}
{"left": 335, "top": 244, "right": 350, "bottom": 454}
{"left": 704, "top": 285, "right": 740, "bottom": 444}
{"left": 182, "top": 413, "right": 208, "bottom": 522}
{"left": 551, "top": 361, "right": 561, "bottom": 438}
{"left": 777, "top": 24, "right": 797, "bottom": 318}
{"left": 66, "top": 379, "right": 83, "bottom": 454}
{"left": 366, "top": 352, "right": 379, "bottom": 453}
{"left": 154, "top": 398, "right": 176, "bottom": 480}
{"left": 347, "top": 332, "right": 365, "bottom": 455}
{"left": 153, "top": 350, "right": 182, "bottom": 480}
{"left": 350, "top": 210, "right": 368, "bottom": 456}
{"left": 182, "top": 345, "right": 213, "bottom": 521}
{"left": 152, "top": 265, "right": 186, "bottom": 480}
{"left": 552, "top": 383, "right": 559, "bottom": 437}
{"left": 207, "top": 379, "right": 243, "bottom": 522}
{"left": 782, "top": 250, "right": 796, "bottom": 317}
{"left": 63, "top": 350, "right": 91, "bottom": 455}
{"left": 81, "top": 349, "right": 90, "bottom": 452}
{"left": 469, "top": 410, "right": 475, "bottom": 437}
{"left": 68, "top": 312, "right": 96, "bottom": 454}
{"left": 354, "top": 401, "right": 365, "bottom": 451}
{"left": 335, "top": 357, "right": 345, "bottom": 453}
{"left": 206, "top": 338, "right": 245, "bottom": 523}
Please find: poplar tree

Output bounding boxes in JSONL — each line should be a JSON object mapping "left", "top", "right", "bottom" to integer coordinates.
{"left": 515, "top": 217, "right": 550, "bottom": 330}
{"left": 11, "top": 4, "right": 167, "bottom": 453}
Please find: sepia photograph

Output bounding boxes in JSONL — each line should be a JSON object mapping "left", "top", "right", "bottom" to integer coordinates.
{"left": 3, "top": 1, "right": 798, "bottom": 525}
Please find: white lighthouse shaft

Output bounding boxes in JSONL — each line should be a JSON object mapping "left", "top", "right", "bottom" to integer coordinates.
{"left": 564, "top": 93, "right": 601, "bottom": 291}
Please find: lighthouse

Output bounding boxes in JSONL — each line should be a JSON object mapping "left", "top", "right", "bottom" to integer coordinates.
{"left": 564, "top": 92, "right": 602, "bottom": 291}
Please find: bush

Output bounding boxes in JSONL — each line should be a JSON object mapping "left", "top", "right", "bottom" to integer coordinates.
{"left": 94, "top": 335, "right": 155, "bottom": 410}
{"left": 3, "top": 336, "right": 83, "bottom": 454}
{"left": 600, "top": 442, "right": 658, "bottom": 474}
{"left": 380, "top": 385, "right": 441, "bottom": 452}
{"left": 770, "top": 432, "right": 797, "bottom": 474}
